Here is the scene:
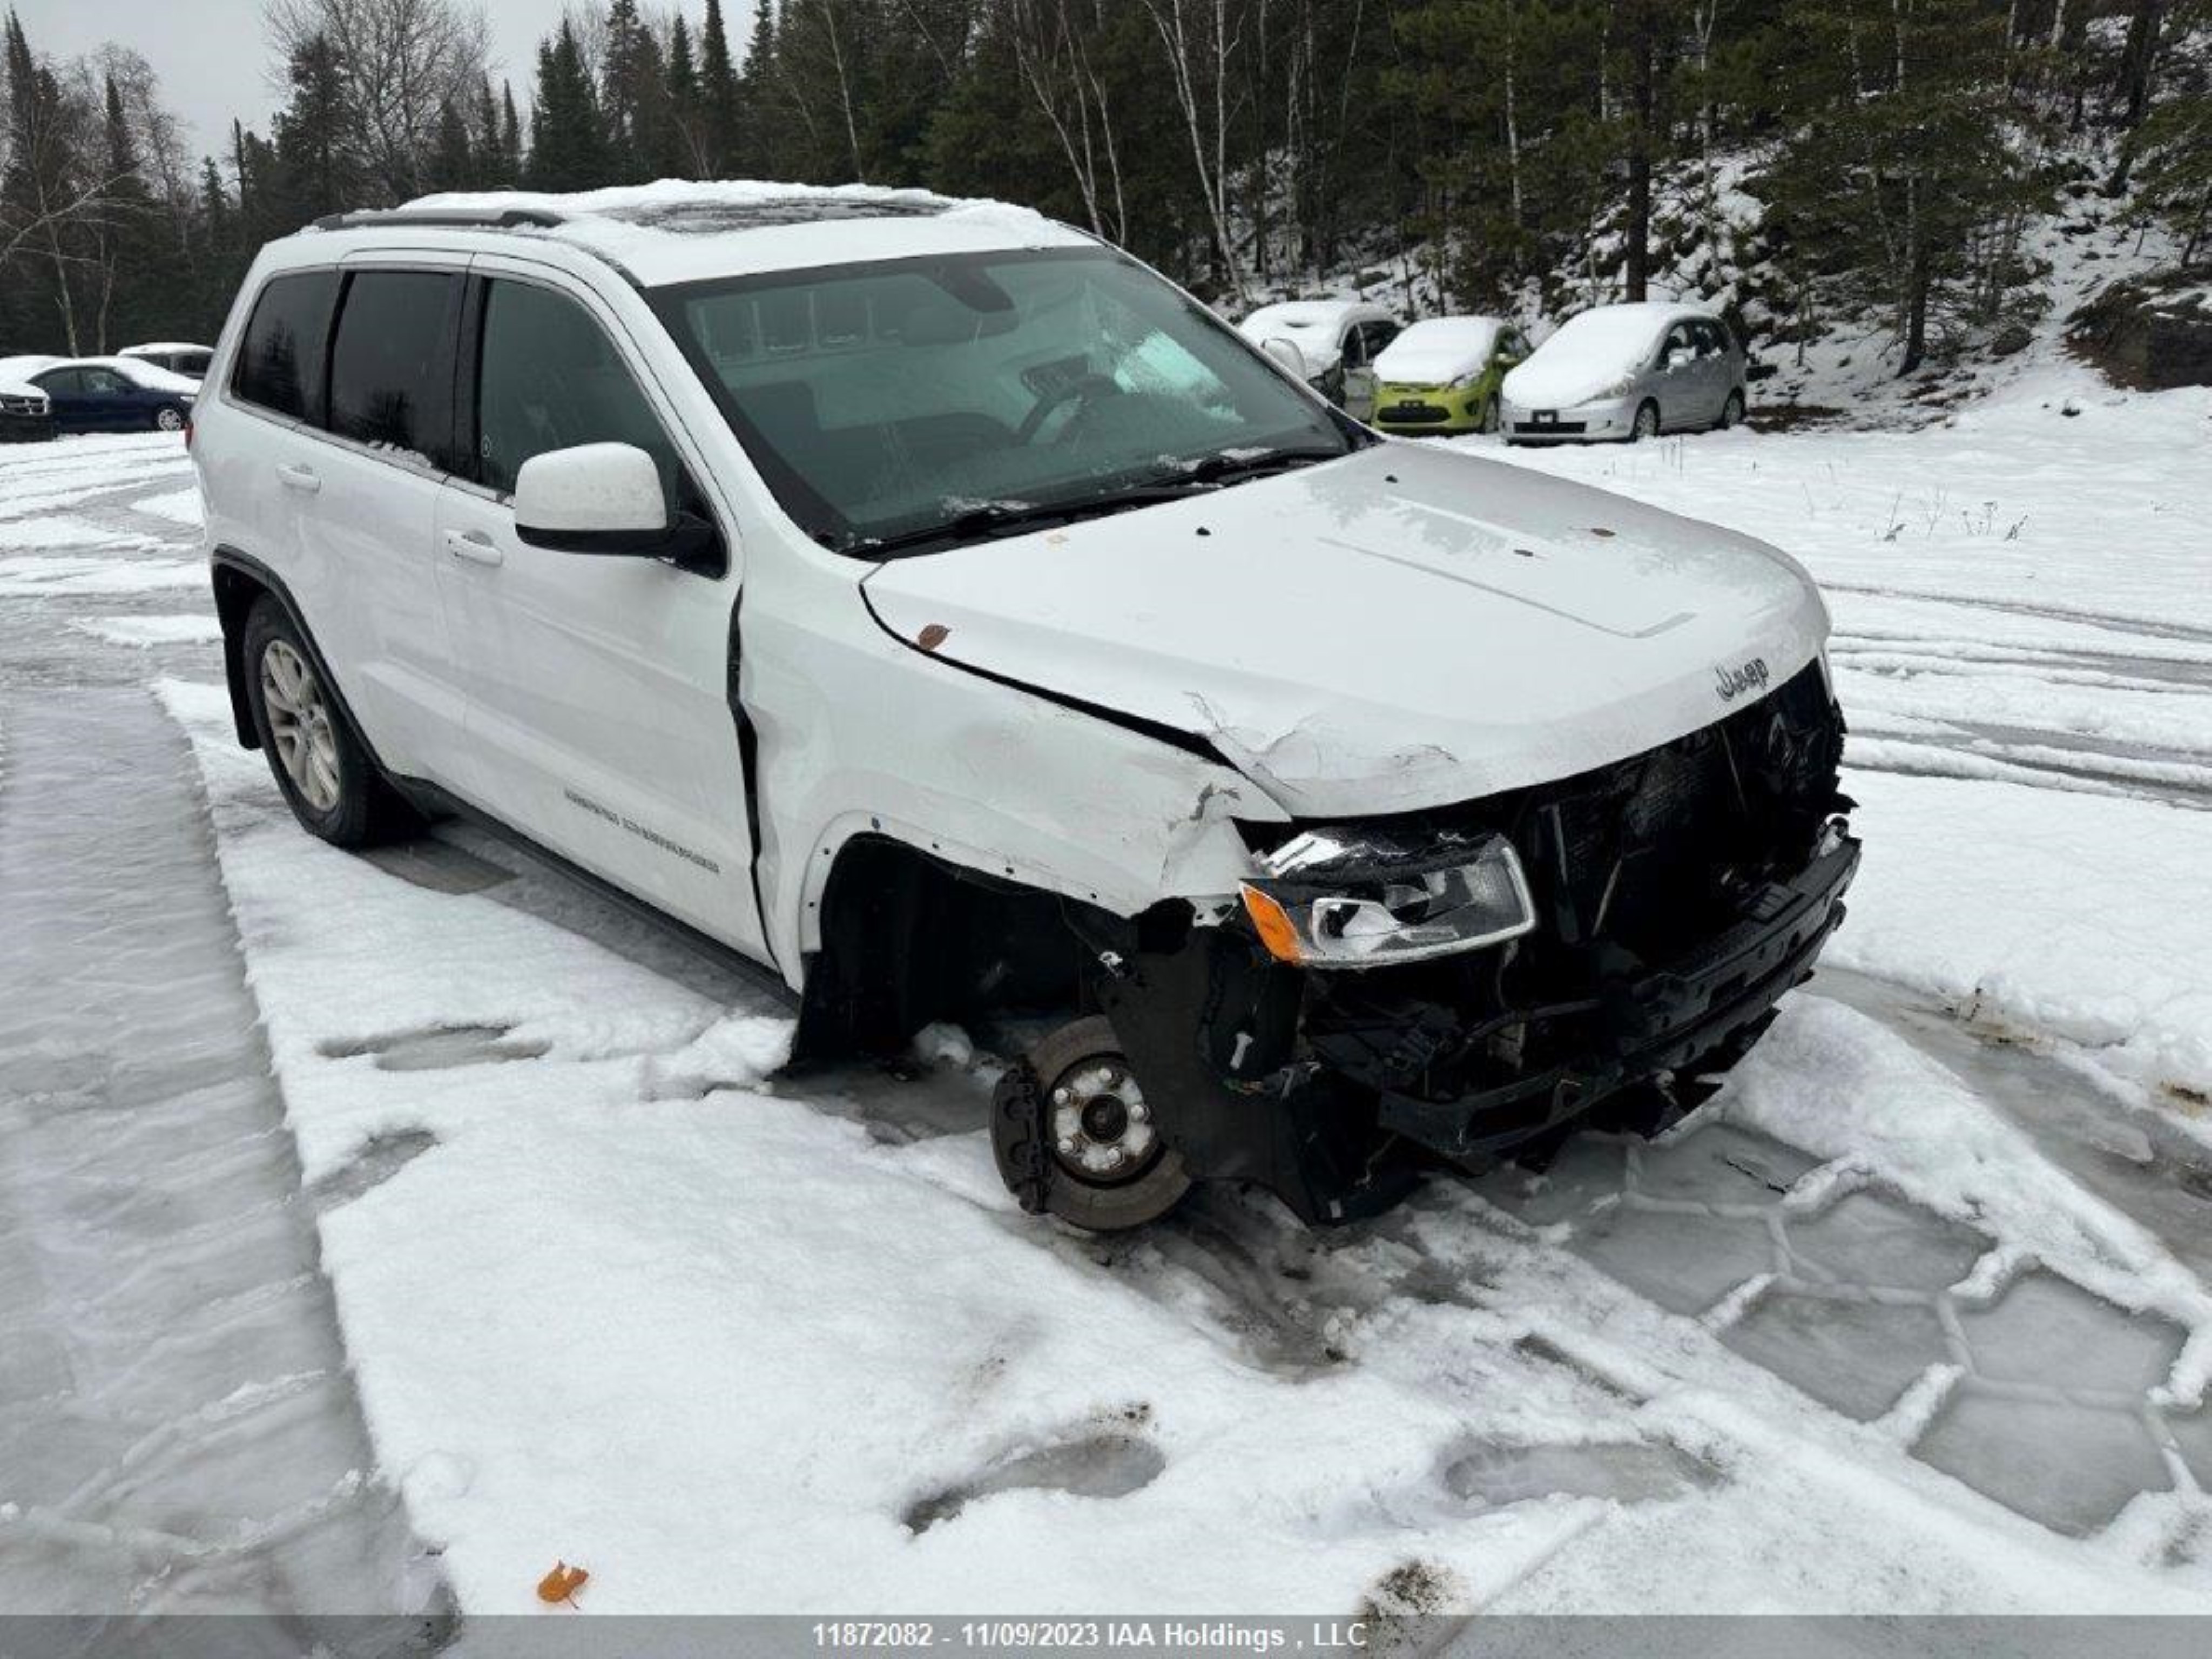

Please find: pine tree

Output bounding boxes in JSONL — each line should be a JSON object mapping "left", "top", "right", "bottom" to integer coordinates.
{"left": 528, "top": 21, "right": 609, "bottom": 191}
{"left": 736, "top": 0, "right": 782, "bottom": 178}
{"left": 667, "top": 12, "right": 706, "bottom": 178}
{"left": 429, "top": 97, "right": 474, "bottom": 192}
{"left": 272, "top": 30, "right": 356, "bottom": 222}
{"left": 700, "top": 0, "right": 740, "bottom": 176}
{"left": 602, "top": 0, "right": 671, "bottom": 184}
{"left": 500, "top": 82, "right": 524, "bottom": 185}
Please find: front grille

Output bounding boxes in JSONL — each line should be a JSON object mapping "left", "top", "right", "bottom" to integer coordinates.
{"left": 0, "top": 395, "right": 43, "bottom": 416}
{"left": 1380, "top": 404, "right": 1450, "bottom": 424}
{"left": 1514, "top": 420, "right": 1586, "bottom": 435}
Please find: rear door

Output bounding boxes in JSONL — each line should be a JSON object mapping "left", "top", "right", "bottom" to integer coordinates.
{"left": 430, "top": 265, "right": 763, "bottom": 952}
{"left": 294, "top": 261, "right": 475, "bottom": 788}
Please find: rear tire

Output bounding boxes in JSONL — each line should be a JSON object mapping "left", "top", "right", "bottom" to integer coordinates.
{"left": 241, "top": 596, "right": 420, "bottom": 849}
{"left": 154, "top": 405, "right": 186, "bottom": 433}
{"left": 992, "top": 1015, "right": 1191, "bottom": 1232}
{"left": 1631, "top": 400, "right": 1661, "bottom": 441}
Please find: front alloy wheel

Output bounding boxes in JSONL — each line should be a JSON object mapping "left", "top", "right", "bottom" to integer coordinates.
{"left": 1633, "top": 401, "right": 1661, "bottom": 441}
{"left": 154, "top": 405, "right": 186, "bottom": 432}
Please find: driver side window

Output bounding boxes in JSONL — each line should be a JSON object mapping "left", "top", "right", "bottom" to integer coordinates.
{"left": 475, "top": 278, "right": 684, "bottom": 514}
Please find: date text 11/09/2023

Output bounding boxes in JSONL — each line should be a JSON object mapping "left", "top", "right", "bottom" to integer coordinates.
{"left": 810, "top": 1621, "right": 1374, "bottom": 1651}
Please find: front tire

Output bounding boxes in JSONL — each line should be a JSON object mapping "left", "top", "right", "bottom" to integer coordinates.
{"left": 1476, "top": 395, "right": 1501, "bottom": 435}
{"left": 992, "top": 1016, "right": 1191, "bottom": 1232}
{"left": 241, "top": 596, "right": 418, "bottom": 848}
{"left": 1631, "top": 400, "right": 1661, "bottom": 441}
{"left": 1717, "top": 389, "right": 1745, "bottom": 430}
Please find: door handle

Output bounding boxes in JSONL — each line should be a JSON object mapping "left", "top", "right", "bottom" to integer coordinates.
{"left": 442, "top": 528, "right": 503, "bottom": 567}
{"left": 276, "top": 463, "right": 321, "bottom": 494}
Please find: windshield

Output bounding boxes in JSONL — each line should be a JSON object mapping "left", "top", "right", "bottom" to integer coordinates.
{"left": 654, "top": 248, "right": 1362, "bottom": 556}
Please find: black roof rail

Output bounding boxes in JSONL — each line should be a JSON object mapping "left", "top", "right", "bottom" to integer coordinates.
{"left": 311, "top": 206, "right": 565, "bottom": 233}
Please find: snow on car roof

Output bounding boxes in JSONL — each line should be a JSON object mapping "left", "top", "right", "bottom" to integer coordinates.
{"left": 0, "top": 354, "right": 60, "bottom": 382}
{"left": 1239, "top": 298, "right": 1391, "bottom": 332}
{"left": 1374, "top": 316, "right": 1504, "bottom": 383}
{"left": 119, "top": 341, "right": 212, "bottom": 355}
{"left": 1544, "top": 301, "right": 1715, "bottom": 357}
{"left": 355, "top": 179, "right": 1091, "bottom": 287}
{"left": 35, "top": 355, "right": 200, "bottom": 393}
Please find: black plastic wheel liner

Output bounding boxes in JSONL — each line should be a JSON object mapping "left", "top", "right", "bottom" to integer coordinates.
{"left": 1096, "top": 929, "right": 1420, "bottom": 1226}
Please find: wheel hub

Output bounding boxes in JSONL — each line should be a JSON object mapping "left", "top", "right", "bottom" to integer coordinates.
{"left": 1049, "top": 1058, "right": 1157, "bottom": 1183}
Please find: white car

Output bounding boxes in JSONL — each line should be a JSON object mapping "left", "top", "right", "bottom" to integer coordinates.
{"left": 194, "top": 184, "right": 1857, "bottom": 1232}
{"left": 1237, "top": 298, "right": 1400, "bottom": 420}
{"left": 0, "top": 374, "right": 54, "bottom": 442}
{"left": 120, "top": 341, "right": 217, "bottom": 383}
{"left": 1502, "top": 301, "right": 1749, "bottom": 443}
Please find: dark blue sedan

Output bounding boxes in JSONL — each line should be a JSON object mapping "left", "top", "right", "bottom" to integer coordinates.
{"left": 31, "top": 361, "right": 194, "bottom": 434}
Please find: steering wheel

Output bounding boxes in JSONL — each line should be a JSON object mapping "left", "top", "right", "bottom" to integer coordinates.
{"left": 1016, "top": 373, "right": 1120, "bottom": 446}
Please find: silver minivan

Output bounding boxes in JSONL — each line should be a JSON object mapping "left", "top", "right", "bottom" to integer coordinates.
{"left": 1501, "top": 302, "right": 1748, "bottom": 443}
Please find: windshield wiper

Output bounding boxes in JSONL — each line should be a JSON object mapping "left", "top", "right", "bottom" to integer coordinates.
{"left": 846, "top": 485, "right": 1203, "bottom": 559}
{"left": 1164, "top": 444, "right": 1345, "bottom": 488}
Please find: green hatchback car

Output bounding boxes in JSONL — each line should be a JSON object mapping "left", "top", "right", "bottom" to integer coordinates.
{"left": 1371, "top": 316, "right": 1529, "bottom": 435}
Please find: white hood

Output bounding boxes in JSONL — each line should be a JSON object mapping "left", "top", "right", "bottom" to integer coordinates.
{"left": 862, "top": 443, "right": 1830, "bottom": 819}
{"left": 1374, "top": 318, "right": 1501, "bottom": 386}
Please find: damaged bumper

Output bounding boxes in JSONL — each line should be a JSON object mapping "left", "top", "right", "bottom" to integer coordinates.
{"left": 1333, "top": 826, "right": 1859, "bottom": 1161}
{"left": 1095, "top": 660, "right": 1858, "bottom": 1224}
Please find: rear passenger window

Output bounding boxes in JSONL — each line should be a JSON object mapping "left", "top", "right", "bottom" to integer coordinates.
{"left": 327, "top": 270, "right": 462, "bottom": 463}
{"left": 475, "top": 279, "right": 682, "bottom": 510}
{"left": 233, "top": 269, "right": 340, "bottom": 421}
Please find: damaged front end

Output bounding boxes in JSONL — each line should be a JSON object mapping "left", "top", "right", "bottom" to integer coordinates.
{"left": 1084, "top": 660, "right": 1859, "bottom": 1224}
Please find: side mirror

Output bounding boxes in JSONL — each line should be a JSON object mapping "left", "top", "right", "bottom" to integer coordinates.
{"left": 514, "top": 442, "right": 722, "bottom": 572}
{"left": 1664, "top": 347, "right": 1695, "bottom": 371}
{"left": 1260, "top": 335, "right": 1309, "bottom": 382}
{"left": 514, "top": 442, "right": 668, "bottom": 553}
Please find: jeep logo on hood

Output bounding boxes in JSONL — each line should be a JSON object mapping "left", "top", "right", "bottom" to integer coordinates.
{"left": 1714, "top": 656, "right": 1771, "bottom": 702}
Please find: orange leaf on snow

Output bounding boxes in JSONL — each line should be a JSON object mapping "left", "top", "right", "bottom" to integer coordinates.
{"left": 536, "top": 1561, "right": 590, "bottom": 1606}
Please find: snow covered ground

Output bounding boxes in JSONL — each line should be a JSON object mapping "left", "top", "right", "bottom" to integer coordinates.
{"left": 2, "top": 375, "right": 2210, "bottom": 1624}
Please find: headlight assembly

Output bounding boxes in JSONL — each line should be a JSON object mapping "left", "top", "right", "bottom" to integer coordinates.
{"left": 1239, "top": 827, "right": 1536, "bottom": 967}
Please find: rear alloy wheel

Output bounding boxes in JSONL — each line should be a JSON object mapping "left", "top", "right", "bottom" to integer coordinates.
{"left": 241, "top": 596, "right": 419, "bottom": 848}
{"left": 154, "top": 405, "right": 186, "bottom": 432}
{"left": 1631, "top": 400, "right": 1661, "bottom": 441}
{"left": 1718, "top": 389, "right": 1745, "bottom": 430}
{"left": 992, "top": 1015, "right": 1191, "bottom": 1231}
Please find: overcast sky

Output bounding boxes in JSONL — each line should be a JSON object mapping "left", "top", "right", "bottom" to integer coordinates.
{"left": 12, "top": 0, "right": 611, "bottom": 159}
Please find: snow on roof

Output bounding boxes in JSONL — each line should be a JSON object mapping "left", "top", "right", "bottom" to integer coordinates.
{"left": 119, "top": 342, "right": 213, "bottom": 356}
{"left": 1239, "top": 298, "right": 1392, "bottom": 334}
{"left": 32, "top": 355, "right": 200, "bottom": 394}
{"left": 1503, "top": 301, "right": 1718, "bottom": 407}
{"left": 0, "top": 355, "right": 60, "bottom": 382}
{"left": 367, "top": 179, "right": 1090, "bottom": 287}
{"left": 1374, "top": 316, "right": 1505, "bottom": 384}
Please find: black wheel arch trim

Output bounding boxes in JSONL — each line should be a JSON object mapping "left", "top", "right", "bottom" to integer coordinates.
{"left": 211, "top": 546, "right": 389, "bottom": 772}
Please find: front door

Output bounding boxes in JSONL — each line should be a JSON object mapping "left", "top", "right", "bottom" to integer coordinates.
{"left": 431, "top": 267, "right": 764, "bottom": 954}
{"left": 1654, "top": 322, "right": 1709, "bottom": 430}
{"left": 33, "top": 369, "right": 94, "bottom": 431}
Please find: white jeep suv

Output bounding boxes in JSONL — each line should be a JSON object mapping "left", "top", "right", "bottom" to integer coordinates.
{"left": 193, "top": 184, "right": 1858, "bottom": 1231}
